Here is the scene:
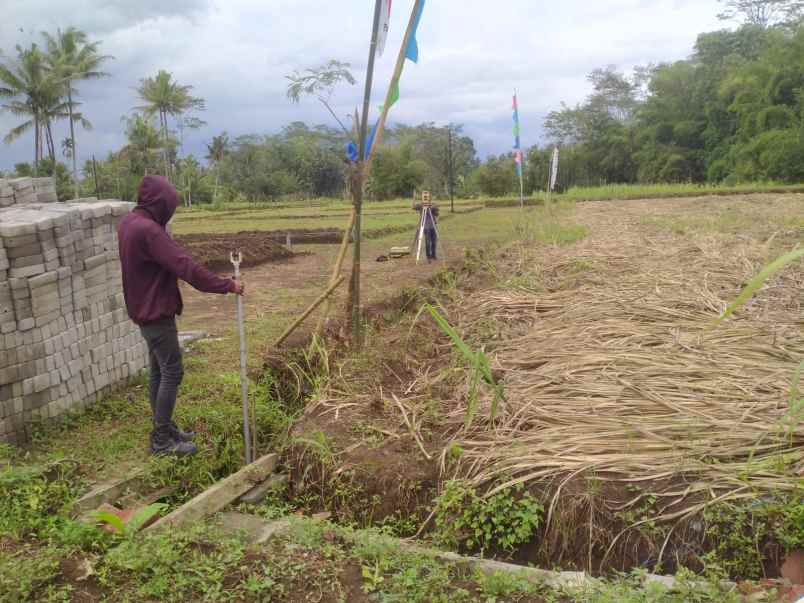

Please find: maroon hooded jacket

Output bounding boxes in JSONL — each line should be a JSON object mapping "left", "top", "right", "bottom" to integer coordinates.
{"left": 118, "top": 176, "right": 236, "bottom": 325}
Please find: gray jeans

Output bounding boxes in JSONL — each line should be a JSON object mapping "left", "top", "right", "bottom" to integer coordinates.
{"left": 139, "top": 317, "right": 183, "bottom": 431}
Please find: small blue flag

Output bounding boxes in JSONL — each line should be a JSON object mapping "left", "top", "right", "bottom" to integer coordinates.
{"left": 405, "top": 0, "right": 425, "bottom": 63}
{"left": 365, "top": 120, "right": 379, "bottom": 160}
{"left": 346, "top": 141, "right": 358, "bottom": 162}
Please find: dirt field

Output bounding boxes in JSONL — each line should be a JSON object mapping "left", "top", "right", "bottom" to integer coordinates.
{"left": 174, "top": 231, "right": 295, "bottom": 270}
{"left": 176, "top": 206, "right": 519, "bottom": 340}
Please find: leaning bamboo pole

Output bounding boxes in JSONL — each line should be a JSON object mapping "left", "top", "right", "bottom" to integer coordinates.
{"left": 273, "top": 276, "right": 346, "bottom": 348}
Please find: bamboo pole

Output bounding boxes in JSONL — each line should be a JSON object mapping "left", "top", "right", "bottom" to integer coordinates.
{"left": 364, "top": 0, "right": 426, "bottom": 181}
{"left": 351, "top": 0, "right": 384, "bottom": 347}
{"left": 315, "top": 208, "right": 356, "bottom": 335}
{"left": 273, "top": 276, "right": 346, "bottom": 348}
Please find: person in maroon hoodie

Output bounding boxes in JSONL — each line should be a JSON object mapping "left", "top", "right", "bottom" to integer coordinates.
{"left": 118, "top": 176, "right": 244, "bottom": 456}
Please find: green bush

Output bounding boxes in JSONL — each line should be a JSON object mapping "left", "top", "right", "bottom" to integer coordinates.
{"left": 756, "top": 105, "right": 797, "bottom": 132}
{"left": 776, "top": 498, "right": 804, "bottom": 551}
{"left": 703, "top": 494, "right": 804, "bottom": 580}
{"left": 706, "top": 159, "right": 729, "bottom": 183}
{"left": 434, "top": 481, "right": 543, "bottom": 555}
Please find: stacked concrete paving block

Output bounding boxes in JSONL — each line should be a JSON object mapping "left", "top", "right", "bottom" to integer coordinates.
{"left": 0, "top": 175, "right": 60, "bottom": 207}
{"left": 0, "top": 179, "right": 13, "bottom": 208}
{"left": 0, "top": 182, "right": 148, "bottom": 444}
{"left": 32, "top": 177, "right": 59, "bottom": 203}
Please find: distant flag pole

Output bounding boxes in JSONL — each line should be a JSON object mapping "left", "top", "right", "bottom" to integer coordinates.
{"left": 547, "top": 146, "right": 560, "bottom": 205}
{"left": 377, "top": 0, "right": 393, "bottom": 56}
{"left": 365, "top": 0, "right": 426, "bottom": 176}
{"left": 513, "top": 91, "right": 525, "bottom": 208}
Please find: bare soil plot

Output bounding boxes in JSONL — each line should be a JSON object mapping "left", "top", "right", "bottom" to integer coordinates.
{"left": 175, "top": 231, "right": 295, "bottom": 271}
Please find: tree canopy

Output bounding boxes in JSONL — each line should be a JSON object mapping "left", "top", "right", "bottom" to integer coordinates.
{"left": 536, "top": 22, "right": 804, "bottom": 188}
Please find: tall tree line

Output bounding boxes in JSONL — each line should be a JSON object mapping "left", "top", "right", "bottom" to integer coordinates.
{"left": 534, "top": 13, "right": 804, "bottom": 189}
{"left": 0, "top": 28, "right": 110, "bottom": 193}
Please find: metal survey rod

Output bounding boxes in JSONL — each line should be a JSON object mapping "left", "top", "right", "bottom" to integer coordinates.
{"left": 230, "top": 251, "right": 252, "bottom": 465}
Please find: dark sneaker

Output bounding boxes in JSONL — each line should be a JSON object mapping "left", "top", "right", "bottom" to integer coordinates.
{"left": 170, "top": 422, "right": 195, "bottom": 442}
{"left": 150, "top": 439, "right": 198, "bottom": 457}
{"left": 150, "top": 427, "right": 198, "bottom": 457}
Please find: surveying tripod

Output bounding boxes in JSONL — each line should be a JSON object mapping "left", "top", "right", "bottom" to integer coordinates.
{"left": 412, "top": 191, "right": 441, "bottom": 264}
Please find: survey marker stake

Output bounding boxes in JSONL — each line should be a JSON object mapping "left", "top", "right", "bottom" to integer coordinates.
{"left": 230, "top": 251, "right": 253, "bottom": 465}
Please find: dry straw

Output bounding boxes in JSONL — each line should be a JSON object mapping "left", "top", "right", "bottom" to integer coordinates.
{"left": 441, "top": 199, "right": 803, "bottom": 536}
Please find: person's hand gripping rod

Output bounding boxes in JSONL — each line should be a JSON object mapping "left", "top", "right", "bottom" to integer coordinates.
{"left": 230, "top": 251, "right": 253, "bottom": 464}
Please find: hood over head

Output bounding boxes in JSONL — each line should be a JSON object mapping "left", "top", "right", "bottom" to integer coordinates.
{"left": 136, "top": 176, "right": 180, "bottom": 226}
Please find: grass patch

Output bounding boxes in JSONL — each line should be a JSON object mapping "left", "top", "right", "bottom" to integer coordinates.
{"left": 513, "top": 203, "right": 588, "bottom": 246}
{"left": 557, "top": 181, "right": 804, "bottom": 202}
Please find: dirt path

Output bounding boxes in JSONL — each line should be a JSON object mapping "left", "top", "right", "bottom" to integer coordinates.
{"left": 177, "top": 234, "right": 465, "bottom": 339}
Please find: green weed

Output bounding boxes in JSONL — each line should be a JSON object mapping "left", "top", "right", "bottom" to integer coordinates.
{"left": 474, "top": 569, "right": 542, "bottom": 601}
{"left": 514, "top": 203, "right": 587, "bottom": 246}
{"left": 294, "top": 430, "right": 337, "bottom": 467}
{"left": 99, "top": 527, "right": 240, "bottom": 601}
{"left": 92, "top": 503, "right": 167, "bottom": 538}
{"left": 776, "top": 498, "right": 804, "bottom": 551}
{"left": 558, "top": 181, "right": 801, "bottom": 202}
{"left": 434, "top": 481, "right": 544, "bottom": 556}
{"left": 376, "top": 511, "right": 420, "bottom": 538}
{"left": 350, "top": 530, "right": 472, "bottom": 602}
{"left": 560, "top": 567, "right": 743, "bottom": 602}
{"left": 425, "top": 303, "right": 504, "bottom": 428}
{"left": 702, "top": 495, "right": 804, "bottom": 579}
{"left": 718, "top": 248, "right": 804, "bottom": 322}
{"left": 0, "top": 465, "right": 81, "bottom": 539}
{"left": 0, "top": 549, "right": 65, "bottom": 603}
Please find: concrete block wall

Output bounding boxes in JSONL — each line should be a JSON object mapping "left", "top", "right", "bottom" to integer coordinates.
{"left": 0, "top": 177, "right": 148, "bottom": 444}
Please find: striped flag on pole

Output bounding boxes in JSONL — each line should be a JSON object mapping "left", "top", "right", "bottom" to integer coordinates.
{"left": 513, "top": 93, "right": 523, "bottom": 178}
{"left": 377, "top": 0, "right": 393, "bottom": 56}
{"left": 513, "top": 92, "right": 525, "bottom": 206}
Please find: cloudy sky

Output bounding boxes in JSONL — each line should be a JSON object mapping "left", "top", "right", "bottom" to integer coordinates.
{"left": 0, "top": 0, "right": 726, "bottom": 171}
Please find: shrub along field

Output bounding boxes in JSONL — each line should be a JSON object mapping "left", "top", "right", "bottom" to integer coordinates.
{"left": 1, "top": 194, "right": 802, "bottom": 602}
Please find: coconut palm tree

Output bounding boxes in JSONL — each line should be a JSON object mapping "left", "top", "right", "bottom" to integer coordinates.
{"left": 43, "top": 27, "right": 111, "bottom": 198}
{"left": 39, "top": 88, "right": 92, "bottom": 164}
{"left": 135, "top": 70, "right": 205, "bottom": 179}
{"left": 0, "top": 44, "right": 58, "bottom": 175}
{"left": 205, "top": 132, "right": 229, "bottom": 202}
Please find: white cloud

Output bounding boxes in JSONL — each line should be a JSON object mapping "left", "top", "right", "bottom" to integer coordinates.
{"left": 0, "top": 0, "right": 723, "bottom": 170}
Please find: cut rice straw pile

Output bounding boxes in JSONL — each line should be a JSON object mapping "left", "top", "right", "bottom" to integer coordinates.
{"left": 441, "top": 198, "right": 803, "bottom": 528}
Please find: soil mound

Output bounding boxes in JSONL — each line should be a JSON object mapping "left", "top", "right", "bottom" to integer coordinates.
{"left": 175, "top": 231, "right": 295, "bottom": 271}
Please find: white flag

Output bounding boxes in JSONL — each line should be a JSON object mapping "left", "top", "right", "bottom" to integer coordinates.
{"left": 550, "top": 147, "right": 560, "bottom": 191}
{"left": 377, "top": 0, "right": 393, "bottom": 56}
